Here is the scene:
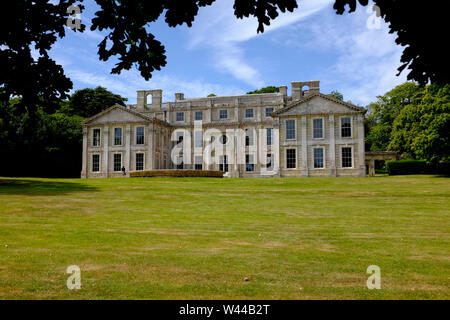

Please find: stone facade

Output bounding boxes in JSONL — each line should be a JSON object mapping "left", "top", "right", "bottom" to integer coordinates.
{"left": 81, "top": 80, "right": 367, "bottom": 178}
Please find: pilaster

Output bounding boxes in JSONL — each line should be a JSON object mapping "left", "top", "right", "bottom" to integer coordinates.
{"left": 81, "top": 126, "right": 88, "bottom": 178}
{"left": 358, "top": 115, "right": 366, "bottom": 176}
{"left": 103, "top": 126, "right": 109, "bottom": 178}
{"left": 301, "top": 116, "right": 308, "bottom": 177}
{"left": 329, "top": 115, "right": 337, "bottom": 177}
{"left": 125, "top": 124, "right": 131, "bottom": 173}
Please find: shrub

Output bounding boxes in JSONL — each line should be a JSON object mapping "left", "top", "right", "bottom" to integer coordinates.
{"left": 427, "top": 161, "right": 450, "bottom": 176}
{"left": 386, "top": 160, "right": 427, "bottom": 175}
{"left": 130, "top": 170, "right": 224, "bottom": 178}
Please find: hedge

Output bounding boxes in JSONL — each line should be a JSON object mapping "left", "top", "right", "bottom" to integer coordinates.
{"left": 386, "top": 160, "right": 449, "bottom": 175}
{"left": 129, "top": 170, "right": 224, "bottom": 178}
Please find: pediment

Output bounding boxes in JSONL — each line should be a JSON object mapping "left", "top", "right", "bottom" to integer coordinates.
{"left": 82, "top": 105, "right": 152, "bottom": 125}
{"left": 273, "top": 94, "right": 366, "bottom": 116}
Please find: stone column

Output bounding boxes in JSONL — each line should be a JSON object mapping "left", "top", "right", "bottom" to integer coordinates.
{"left": 274, "top": 120, "right": 281, "bottom": 177}
{"left": 160, "top": 127, "right": 164, "bottom": 169}
{"left": 103, "top": 126, "right": 109, "bottom": 178}
{"left": 125, "top": 124, "right": 131, "bottom": 174}
{"left": 208, "top": 105, "right": 212, "bottom": 123}
{"left": 358, "top": 115, "right": 366, "bottom": 177}
{"left": 301, "top": 116, "right": 308, "bottom": 176}
{"left": 147, "top": 123, "right": 154, "bottom": 170}
{"left": 369, "top": 159, "right": 375, "bottom": 177}
{"left": 256, "top": 125, "right": 262, "bottom": 174}
{"left": 328, "top": 115, "right": 336, "bottom": 177}
{"left": 81, "top": 126, "right": 88, "bottom": 178}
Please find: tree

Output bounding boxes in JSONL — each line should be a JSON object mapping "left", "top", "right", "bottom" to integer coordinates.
{"left": 2, "top": 1, "right": 448, "bottom": 113}
{"left": 207, "top": 93, "right": 216, "bottom": 97}
{"left": 365, "top": 82, "right": 422, "bottom": 151}
{"left": 329, "top": 90, "right": 343, "bottom": 101}
{"left": 0, "top": 86, "right": 127, "bottom": 178}
{"left": 389, "top": 84, "right": 450, "bottom": 164}
{"left": 247, "top": 86, "right": 279, "bottom": 94}
{"left": 0, "top": 99, "right": 84, "bottom": 178}
{"left": 333, "top": 0, "right": 449, "bottom": 85}
{"left": 1, "top": 1, "right": 85, "bottom": 112}
{"left": 61, "top": 86, "right": 127, "bottom": 118}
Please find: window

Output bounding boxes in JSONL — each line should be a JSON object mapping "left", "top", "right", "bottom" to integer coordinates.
{"left": 313, "top": 118, "right": 323, "bottom": 139}
{"left": 136, "top": 153, "right": 144, "bottom": 171}
{"left": 219, "top": 134, "right": 228, "bottom": 145}
{"left": 266, "top": 128, "right": 273, "bottom": 146}
{"left": 114, "top": 127, "right": 122, "bottom": 145}
{"left": 245, "top": 154, "right": 254, "bottom": 172}
{"left": 341, "top": 117, "right": 352, "bottom": 138}
{"left": 265, "top": 107, "right": 274, "bottom": 117}
{"left": 266, "top": 153, "right": 273, "bottom": 170}
{"left": 313, "top": 148, "right": 324, "bottom": 168}
{"left": 136, "top": 126, "right": 144, "bottom": 144}
{"left": 245, "top": 129, "right": 254, "bottom": 146}
{"left": 285, "top": 119, "right": 296, "bottom": 140}
{"left": 219, "top": 155, "right": 229, "bottom": 172}
{"left": 92, "top": 129, "right": 101, "bottom": 146}
{"left": 286, "top": 149, "right": 296, "bottom": 169}
{"left": 194, "top": 131, "right": 203, "bottom": 148}
{"left": 113, "top": 153, "right": 122, "bottom": 171}
{"left": 194, "top": 156, "right": 203, "bottom": 170}
{"left": 176, "top": 112, "right": 184, "bottom": 122}
{"left": 219, "top": 109, "right": 228, "bottom": 119}
{"left": 195, "top": 111, "right": 203, "bottom": 121}
{"left": 245, "top": 108, "right": 254, "bottom": 118}
{"left": 342, "top": 147, "right": 353, "bottom": 168}
{"left": 92, "top": 154, "right": 100, "bottom": 172}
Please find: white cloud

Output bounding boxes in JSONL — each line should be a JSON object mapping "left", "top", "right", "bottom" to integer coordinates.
{"left": 66, "top": 67, "right": 243, "bottom": 103}
{"left": 187, "top": 0, "right": 332, "bottom": 87}
{"left": 282, "top": 1, "right": 407, "bottom": 105}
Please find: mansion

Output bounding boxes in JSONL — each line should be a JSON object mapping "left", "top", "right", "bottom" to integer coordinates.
{"left": 80, "top": 80, "right": 367, "bottom": 178}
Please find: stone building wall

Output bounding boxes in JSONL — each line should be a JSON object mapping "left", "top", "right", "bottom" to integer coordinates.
{"left": 81, "top": 81, "right": 366, "bottom": 178}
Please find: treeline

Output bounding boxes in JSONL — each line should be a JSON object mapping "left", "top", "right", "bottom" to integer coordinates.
{"left": 365, "top": 82, "right": 449, "bottom": 165}
{"left": 1, "top": 83, "right": 448, "bottom": 178}
{"left": 0, "top": 87, "right": 126, "bottom": 178}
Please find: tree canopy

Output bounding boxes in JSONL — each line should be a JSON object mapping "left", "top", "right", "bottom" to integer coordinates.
{"left": 365, "top": 82, "right": 422, "bottom": 151}
{"left": 0, "top": 86, "right": 126, "bottom": 177}
{"left": 247, "top": 86, "right": 279, "bottom": 94}
{"left": 61, "top": 86, "right": 127, "bottom": 118}
{"left": 389, "top": 84, "right": 450, "bottom": 164}
{"left": 2, "top": 0, "right": 447, "bottom": 112}
{"left": 329, "top": 91, "right": 344, "bottom": 101}
{"left": 365, "top": 82, "right": 449, "bottom": 164}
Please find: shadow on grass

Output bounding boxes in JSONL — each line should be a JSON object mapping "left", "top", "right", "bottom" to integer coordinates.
{"left": 0, "top": 179, "right": 98, "bottom": 196}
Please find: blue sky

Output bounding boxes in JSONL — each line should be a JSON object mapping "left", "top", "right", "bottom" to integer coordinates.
{"left": 48, "top": 0, "right": 406, "bottom": 106}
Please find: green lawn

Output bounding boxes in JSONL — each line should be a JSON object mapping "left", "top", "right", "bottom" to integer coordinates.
{"left": 0, "top": 175, "right": 449, "bottom": 300}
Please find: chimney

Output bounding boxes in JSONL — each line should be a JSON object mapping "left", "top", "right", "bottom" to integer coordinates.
{"left": 291, "top": 82, "right": 302, "bottom": 101}
{"left": 309, "top": 80, "right": 320, "bottom": 94}
{"left": 291, "top": 80, "right": 321, "bottom": 100}
{"left": 150, "top": 89, "right": 162, "bottom": 110}
{"left": 175, "top": 93, "right": 184, "bottom": 101}
{"left": 136, "top": 90, "right": 147, "bottom": 110}
{"left": 278, "top": 86, "right": 287, "bottom": 96}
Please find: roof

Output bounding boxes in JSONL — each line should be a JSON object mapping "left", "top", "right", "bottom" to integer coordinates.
{"left": 81, "top": 104, "right": 169, "bottom": 126}
{"left": 272, "top": 92, "right": 367, "bottom": 116}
